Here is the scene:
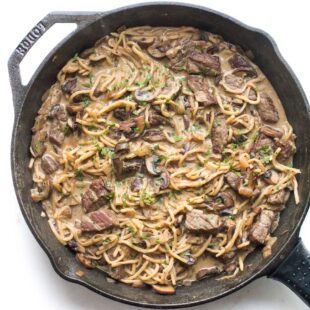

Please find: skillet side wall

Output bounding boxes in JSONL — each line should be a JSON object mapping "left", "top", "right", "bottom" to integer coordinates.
{"left": 11, "top": 4, "right": 310, "bottom": 307}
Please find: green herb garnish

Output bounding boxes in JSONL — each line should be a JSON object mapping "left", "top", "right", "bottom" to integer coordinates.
{"left": 74, "top": 169, "right": 84, "bottom": 181}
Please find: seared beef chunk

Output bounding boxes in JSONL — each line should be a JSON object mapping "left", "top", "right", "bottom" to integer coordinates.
{"left": 113, "top": 157, "right": 144, "bottom": 179}
{"left": 143, "top": 129, "right": 165, "bottom": 142}
{"left": 225, "top": 172, "right": 241, "bottom": 191}
{"left": 259, "top": 126, "right": 283, "bottom": 138}
{"left": 80, "top": 208, "right": 119, "bottom": 232}
{"left": 267, "top": 190, "right": 289, "bottom": 205}
{"left": 251, "top": 133, "right": 274, "bottom": 154}
{"left": 82, "top": 177, "right": 112, "bottom": 213}
{"left": 49, "top": 121, "right": 65, "bottom": 146}
{"left": 275, "top": 139, "right": 296, "bottom": 163}
{"left": 188, "top": 52, "right": 221, "bottom": 76}
{"left": 250, "top": 210, "right": 275, "bottom": 244}
{"left": 223, "top": 74, "right": 245, "bottom": 90}
{"left": 185, "top": 209, "right": 222, "bottom": 233}
{"left": 61, "top": 78, "right": 77, "bottom": 95}
{"left": 41, "top": 154, "right": 59, "bottom": 174}
{"left": 228, "top": 53, "right": 257, "bottom": 77}
{"left": 187, "top": 75, "right": 217, "bottom": 106}
{"left": 257, "top": 93, "right": 279, "bottom": 123}
{"left": 211, "top": 115, "right": 228, "bottom": 153}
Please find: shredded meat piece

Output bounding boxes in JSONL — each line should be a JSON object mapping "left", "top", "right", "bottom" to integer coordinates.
{"left": 250, "top": 210, "right": 275, "bottom": 244}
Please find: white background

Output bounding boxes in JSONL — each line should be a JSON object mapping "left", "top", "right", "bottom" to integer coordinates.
{"left": 1, "top": 0, "right": 310, "bottom": 309}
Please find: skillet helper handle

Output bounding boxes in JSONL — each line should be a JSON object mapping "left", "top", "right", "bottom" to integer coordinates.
{"left": 7, "top": 11, "right": 101, "bottom": 116}
{"left": 270, "top": 238, "right": 310, "bottom": 306}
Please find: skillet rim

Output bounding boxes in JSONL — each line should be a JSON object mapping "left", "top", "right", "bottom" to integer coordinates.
{"left": 10, "top": 2, "right": 310, "bottom": 308}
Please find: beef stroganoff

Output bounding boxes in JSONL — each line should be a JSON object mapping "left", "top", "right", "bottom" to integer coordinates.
{"left": 29, "top": 26, "right": 300, "bottom": 294}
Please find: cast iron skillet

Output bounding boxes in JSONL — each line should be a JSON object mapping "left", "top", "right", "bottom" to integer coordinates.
{"left": 8, "top": 2, "right": 310, "bottom": 308}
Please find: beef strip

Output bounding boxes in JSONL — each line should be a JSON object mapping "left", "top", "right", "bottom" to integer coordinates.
{"left": 113, "top": 107, "right": 129, "bottom": 121}
{"left": 188, "top": 52, "right": 221, "bottom": 76}
{"left": 223, "top": 74, "right": 245, "bottom": 90}
{"left": 187, "top": 75, "right": 217, "bottom": 106}
{"left": 148, "top": 110, "right": 171, "bottom": 126}
{"left": 251, "top": 133, "right": 274, "bottom": 154}
{"left": 267, "top": 190, "right": 290, "bottom": 205}
{"left": 257, "top": 93, "right": 279, "bottom": 123}
{"left": 211, "top": 115, "right": 228, "bottom": 153}
{"left": 250, "top": 210, "right": 275, "bottom": 244}
{"left": 41, "top": 154, "right": 59, "bottom": 174}
{"left": 81, "top": 177, "right": 112, "bottom": 213}
{"left": 185, "top": 209, "right": 222, "bottom": 233}
{"left": 49, "top": 120, "right": 65, "bottom": 146}
{"left": 118, "top": 115, "right": 145, "bottom": 138}
{"left": 113, "top": 157, "right": 144, "bottom": 179}
{"left": 225, "top": 172, "right": 241, "bottom": 191}
{"left": 228, "top": 53, "right": 257, "bottom": 77}
{"left": 80, "top": 208, "right": 119, "bottom": 232}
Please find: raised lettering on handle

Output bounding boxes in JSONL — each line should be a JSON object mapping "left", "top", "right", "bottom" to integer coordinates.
{"left": 16, "top": 22, "right": 46, "bottom": 56}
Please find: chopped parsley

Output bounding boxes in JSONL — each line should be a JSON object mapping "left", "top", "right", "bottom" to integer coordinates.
{"left": 190, "top": 124, "right": 202, "bottom": 132}
{"left": 105, "top": 192, "right": 115, "bottom": 202}
{"left": 74, "top": 169, "right": 84, "bottom": 181}
{"left": 99, "top": 147, "right": 115, "bottom": 159}
{"left": 141, "top": 192, "right": 156, "bottom": 206}
{"left": 260, "top": 145, "right": 273, "bottom": 165}
{"left": 81, "top": 97, "right": 90, "bottom": 107}
{"left": 63, "top": 124, "right": 71, "bottom": 136}
{"left": 141, "top": 233, "right": 151, "bottom": 240}
{"left": 133, "top": 127, "right": 140, "bottom": 133}
{"left": 172, "top": 132, "right": 183, "bottom": 143}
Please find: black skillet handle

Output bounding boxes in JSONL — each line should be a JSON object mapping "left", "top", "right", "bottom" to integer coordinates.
{"left": 7, "top": 11, "right": 102, "bottom": 117}
{"left": 270, "top": 238, "right": 310, "bottom": 306}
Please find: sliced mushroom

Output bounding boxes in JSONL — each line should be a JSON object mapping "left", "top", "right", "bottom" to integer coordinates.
{"left": 145, "top": 155, "right": 161, "bottom": 176}
{"left": 147, "top": 41, "right": 170, "bottom": 59}
{"left": 260, "top": 126, "right": 283, "bottom": 138}
{"left": 215, "top": 192, "right": 234, "bottom": 208}
{"left": 142, "top": 129, "right": 165, "bottom": 142}
{"left": 152, "top": 285, "right": 176, "bottom": 295}
{"left": 114, "top": 142, "right": 130, "bottom": 155}
{"left": 131, "top": 36, "right": 155, "bottom": 48}
{"left": 133, "top": 89, "right": 156, "bottom": 102}
{"left": 159, "top": 171, "right": 170, "bottom": 190}
{"left": 31, "top": 180, "right": 51, "bottom": 202}
{"left": 238, "top": 186, "right": 254, "bottom": 198}
{"left": 131, "top": 177, "right": 143, "bottom": 192}
{"left": 263, "top": 170, "right": 279, "bottom": 185}
{"left": 61, "top": 78, "right": 77, "bottom": 95}
{"left": 67, "top": 240, "right": 86, "bottom": 253}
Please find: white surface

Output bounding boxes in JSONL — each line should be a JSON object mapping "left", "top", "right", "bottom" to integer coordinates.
{"left": 1, "top": 0, "right": 309, "bottom": 309}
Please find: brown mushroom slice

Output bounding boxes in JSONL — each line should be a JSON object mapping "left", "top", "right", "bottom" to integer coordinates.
{"left": 114, "top": 142, "right": 130, "bottom": 155}
{"left": 131, "top": 36, "right": 155, "bottom": 48}
{"left": 145, "top": 155, "right": 161, "bottom": 176}
{"left": 263, "top": 170, "right": 279, "bottom": 185}
{"left": 133, "top": 89, "right": 156, "bottom": 102}
{"left": 238, "top": 186, "right": 254, "bottom": 198}
{"left": 147, "top": 41, "right": 170, "bottom": 59}
{"left": 152, "top": 285, "right": 176, "bottom": 295}
{"left": 158, "top": 79, "right": 181, "bottom": 100}
{"left": 31, "top": 180, "right": 51, "bottom": 202}
{"left": 259, "top": 126, "right": 283, "bottom": 138}
{"left": 159, "top": 171, "right": 170, "bottom": 190}
{"left": 143, "top": 129, "right": 165, "bottom": 142}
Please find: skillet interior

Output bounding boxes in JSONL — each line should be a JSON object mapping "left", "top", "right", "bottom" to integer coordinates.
{"left": 11, "top": 3, "right": 310, "bottom": 308}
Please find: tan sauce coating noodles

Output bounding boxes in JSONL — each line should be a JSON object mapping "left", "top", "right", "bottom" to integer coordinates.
{"left": 29, "top": 26, "right": 300, "bottom": 294}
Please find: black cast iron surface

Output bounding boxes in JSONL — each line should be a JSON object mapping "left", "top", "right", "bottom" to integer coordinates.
{"left": 8, "top": 2, "right": 310, "bottom": 308}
